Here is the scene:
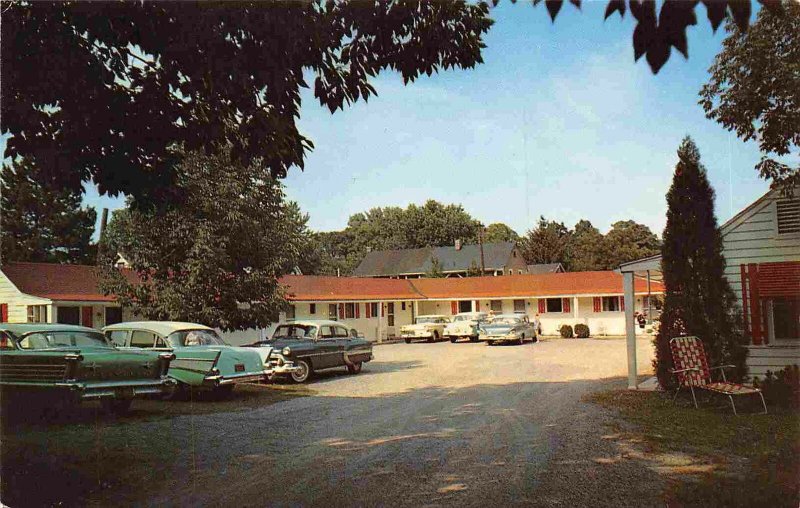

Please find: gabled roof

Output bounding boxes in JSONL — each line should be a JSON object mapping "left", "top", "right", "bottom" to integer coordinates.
{"left": 352, "top": 242, "right": 517, "bottom": 276}
{"left": 280, "top": 275, "right": 424, "bottom": 301}
{"left": 720, "top": 188, "right": 776, "bottom": 236}
{"left": 1, "top": 262, "right": 132, "bottom": 302}
{"left": 526, "top": 263, "right": 564, "bottom": 274}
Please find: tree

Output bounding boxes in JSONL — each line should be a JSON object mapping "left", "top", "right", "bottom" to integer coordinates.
{"left": 402, "top": 201, "right": 481, "bottom": 248}
{"left": 1, "top": 158, "right": 96, "bottom": 264}
{"left": 654, "top": 137, "right": 746, "bottom": 389}
{"left": 99, "top": 150, "right": 309, "bottom": 331}
{"left": 466, "top": 260, "right": 484, "bottom": 277}
{"left": 425, "top": 256, "right": 446, "bottom": 278}
{"left": 602, "top": 220, "right": 661, "bottom": 269}
{"left": 2, "top": 2, "right": 492, "bottom": 204}
{"left": 483, "top": 223, "right": 520, "bottom": 243}
{"left": 568, "top": 220, "right": 606, "bottom": 271}
{"left": 519, "top": 216, "right": 571, "bottom": 266}
{"left": 700, "top": 1, "right": 799, "bottom": 190}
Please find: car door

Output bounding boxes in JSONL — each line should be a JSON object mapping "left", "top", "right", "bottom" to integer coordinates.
{"left": 314, "top": 325, "right": 343, "bottom": 369}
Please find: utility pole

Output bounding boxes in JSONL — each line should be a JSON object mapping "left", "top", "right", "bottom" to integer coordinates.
{"left": 96, "top": 208, "right": 109, "bottom": 265}
{"left": 479, "top": 226, "right": 486, "bottom": 275}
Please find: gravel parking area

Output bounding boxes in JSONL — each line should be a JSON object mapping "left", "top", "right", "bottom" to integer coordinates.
{"left": 1, "top": 338, "right": 661, "bottom": 507}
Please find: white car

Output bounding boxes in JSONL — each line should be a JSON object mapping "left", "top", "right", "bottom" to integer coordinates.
{"left": 399, "top": 315, "right": 450, "bottom": 343}
{"left": 444, "top": 312, "right": 489, "bottom": 343}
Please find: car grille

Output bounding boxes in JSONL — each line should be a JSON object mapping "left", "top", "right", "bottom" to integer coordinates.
{"left": 0, "top": 362, "right": 68, "bottom": 382}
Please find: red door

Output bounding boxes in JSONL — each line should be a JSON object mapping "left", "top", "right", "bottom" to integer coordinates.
{"left": 81, "top": 306, "right": 93, "bottom": 327}
{"left": 0, "top": 304, "right": 7, "bottom": 323}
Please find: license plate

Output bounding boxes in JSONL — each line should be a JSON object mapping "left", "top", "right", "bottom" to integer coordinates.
{"left": 234, "top": 364, "right": 245, "bottom": 372}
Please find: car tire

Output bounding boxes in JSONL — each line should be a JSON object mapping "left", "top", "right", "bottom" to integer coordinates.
{"left": 487, "top": 340, "right": 495, "bottom": 346}
{"left": 101, "top": 398, "right": 133, "bottom": 415}
{"left": 470, "top": 336, "right": 479, "bottom": 343}
{"left": 450, "top": 336, "right": 457, "bottom": 343}
{"left": 405, "top": 338, "right": 412, "bottom": 344}
{"left": 212, "top": 385, "right": 235, "bottom": 399}
{"left": 517, "top": 335, "right": 524, "bottom": 345}
{"left": 164, "top": 382, "right": 189, "bottom": 401}
{"left": 430, "top": 331, "right": 439, "bottom": 343}
{"left": 347, "top": 362, "right": 363, "bottom": 374}
{"left": 291, "top": 359, "right": 313, "bottom": 383}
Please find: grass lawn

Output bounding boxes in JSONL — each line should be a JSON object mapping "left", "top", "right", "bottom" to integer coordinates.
{"left": 587, "top": 389, "right": 799, "bottom": 507}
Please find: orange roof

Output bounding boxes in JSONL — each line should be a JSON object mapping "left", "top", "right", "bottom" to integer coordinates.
{"left": 1, "top": 262, "right": 133, "bottom": 302}
{"left": 409, "top": 272, "right": 662, "bottom": 299}
{"left": 280, "top": 275, "right": 424, "bottom": 301}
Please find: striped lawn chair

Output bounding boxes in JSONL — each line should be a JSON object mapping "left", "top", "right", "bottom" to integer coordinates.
{"left": 669, "top": 336, "right": 767, "bottom": 415}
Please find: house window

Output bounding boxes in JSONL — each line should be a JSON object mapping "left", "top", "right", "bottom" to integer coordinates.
{"left": 329, "top": 304, "right": 338, "bottom": 320}
{"left": 369, "top": 302, "right": 379, "bottom": 318}
{"left": 458, "top": 300, "right": 472, "bottom": 313}
{"left": 105, "top": 307, "right": 123, "bottom": 326}
{"left": 387, "top": 302, "right": 395, "bottom": 327}
{"left": 309, "top": 303, "right": 316, "bottom": 315}
{"left": 546, "top": 298, "right": 563, "bottom": 313}
{"left": 490, "top": 300, "right": 503, "bottom": 312}
{"left": 776, "top": 198, "right": 800, "bottom": 235}
{"left": 56, "top": 306, "right": 80, "bottom": 325}
{"left": 771, "top": 298, "right": 799, "bottom": 340}
{"left": 345, "top": 303, "right": 355, "bottom": 319}
{"left": 513, "top": 300, "right": 525, "bottom": 312}
{"left": 602, "top": 296, "right": 621, "bottom": 312}
{"left": 27, "top": 305, "right": 47, "bottom": 323}
{"left": 401, "top": 302, "right": 406, "bottom": 311}
{"left": 286, "top": 304, "right": 296, "bottom": 320}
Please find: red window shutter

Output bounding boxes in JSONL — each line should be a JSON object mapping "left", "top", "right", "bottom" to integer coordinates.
{"left": 381, "top": 303, "right": 385, "bottom": 317}
{"left": 593, "top": 297, "right": 601, "bottom": 313}
{"left": 0, "top": 304, "right": 7, "bottom": 323}
{"left": 338, "top": 303, "right": 345, "bottom": 320}
{"left": 538, "top": 300, "right": 546, "bottom": 314}
{"left": 562, "top": 298, "right": 570, "bottom": 313}
{"left": 81, "top": 306, "right": 93, "bottom": 327}
{"left": 355, "top": 303, "right": 360, "bottom": 319}
{"left": 451, "top": 301, "right": 458, "bottom": 314}
{"left": 475, "top": 301, "right": 480, "bottom": 311}
{"left": 365, "top": 303, "right": 371, "bottom": 319}
{"left": 619, "top": 296, "right": 625, "bottom": 312}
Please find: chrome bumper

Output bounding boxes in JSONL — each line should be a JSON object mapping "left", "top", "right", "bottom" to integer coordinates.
{"left": 265, "top": 356, "right": 303, "bottom": 376}
{"left": 51, "top": 377, "right": 177, "bottom": 400}
{"left": 202, "top": 371, "right": 268, "bottom": 387}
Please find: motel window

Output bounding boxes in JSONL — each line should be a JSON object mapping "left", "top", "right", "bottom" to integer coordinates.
{"left": 345, "top": 303, "right": 355, "bottom": 319}
{"left": 771, "top": 298, "right": 799, "bottom": 341}
{"left": 513, "top": 300, "right": 525, "bottom": 313}
{"left": 56, "top": 306, "right": 80, "bottom": 325}
{"left": 309, "top": 303, "right": 316, "bottom": 315}
{"left": 328, "top": 304, "right": 338, "bottom": 321}
{"left": 105, "top": 307, "right": 123, "bottom": 326}
{"left": 458, "top": 300, "right": 472, "bottom": 313}
{"left": 401, "top": 302, "right": 406, "bottom": 311}
{"left": 545, "top": 298, "right": 563, "bottom": 313}
{"left": 27, "top": 305, "right": 47, "bottom": 323}
{"left": 369, "top": 302, "right": 379, "bottom": 318}
{"left": 286, "top": 304, "right": 296, "bottom": 320}
{"left": 387, "top": 302, "right": 395, "bottom": 327}
{"left": 490, "top": 300, "right": 502, "bottom": 312}
{"left": 602, "top": 297, "right": 621, "bottom": 312}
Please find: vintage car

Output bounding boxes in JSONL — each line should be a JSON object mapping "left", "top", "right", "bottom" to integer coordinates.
{"left": 399, "top": 315, "right": 450, "bottom": 343}
{"left": 103, "top": 321, "right": 270, "bottom": 397}
{"left": 0, "top": 323, "right": 176, "bottom": 414}
{"left": 478, "top": 314, "right": 537, "bottom": 345}
{"left": 444, "top": 312, "right": 489, "bottom": 343}
{"left": 245, "top": 320, "right": 373, "bottom": 383}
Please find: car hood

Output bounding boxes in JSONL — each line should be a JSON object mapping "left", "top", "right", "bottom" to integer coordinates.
{"left": 402, "top": 323, "right": 440, "bottom": 330}
{"left": 481, "top": 324, "right": 515, "bottom": 334}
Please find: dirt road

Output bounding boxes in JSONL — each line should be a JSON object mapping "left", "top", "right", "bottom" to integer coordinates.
{"left": 1, "top": 338, "right": 664, "bottom": 507}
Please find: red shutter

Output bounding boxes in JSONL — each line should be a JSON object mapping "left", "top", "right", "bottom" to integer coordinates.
{"left": 538, "top": 300, "right": 546, "bottom": 314}
{"left": 740, "top": 264, "right": 751, "bottom": 342}
{"left": 81, "top": 306, "right": 93, "bottom": 327}
{"left": 562, "top": 298, "right": 570, "bottom": 313}
{"left": 366, "top": 303, "right": 371, "bottom": 319}
{"left": 749, "top": 263, "right": 764, "bottom": 345}
{"left": 381, "top": 303, "right": 385, "bottom": 317}
{"left": 451, "top": 301, "right": 458, "bottom": 314}
{"left": 593, "top": 297, "right": 601, "bottom": 313}
{"left": 619, "top": 296, "right": 624, "bottom": 312}
{"left": 355, "top": 303, "right": 360, "bottom": 319}
{"left": 338, "top": 303, "right": 345, "bottom": 320}
{"left": 475, "top": 301, "right": 480, "bottom": 311}
{"left": 0, "top": 304, "right": 7, "bottom": 323}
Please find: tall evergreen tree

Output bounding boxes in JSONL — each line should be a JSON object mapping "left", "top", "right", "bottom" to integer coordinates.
{"left": 519, "top": 216, "right": 571, "bottom": 267}
{"left": 654, "top": 137, "right": 747, "bottom": 389}
{"left": 1, "top": 158, "right": 96, "bottom": 264}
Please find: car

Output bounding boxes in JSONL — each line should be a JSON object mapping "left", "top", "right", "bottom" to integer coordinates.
{"left": 444, "top": 312, "right": 490, "bottom": 343}
{"left": 103, "top": 321, "right": 270, "bottom": 397}
{"left": 0, "top": 323, "right": 176, "bottom": 414}
{"left": 245, "top": 320, "right": 373, "bottom": 383}
{"left": 478, "top": 314, "right": 537, "bottom": 345}
{"left": 399, "top": 315, "right": 450, "bottom": 343}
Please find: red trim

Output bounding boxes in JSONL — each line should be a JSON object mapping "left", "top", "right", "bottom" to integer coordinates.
{"left": 338, "top": 303, "right": 345, "bottom": 320}
{"left": 475, "top": 301, "right": 480, "bottom": 311}
{"left": 593, "top": 297, "right": 601, "bottom": 313}
{"left": 538, "top": 299, "right": 546, "bottom": 314}
{"left": 81, "top": 306, "right": 93, "bottom": 327}
{"left": 365, "top": 303, "right": 371, "bottom": 319}
{"left": 562, "top": 298, "right": 570, "bottom": 313}
{"left": 381, "top": 303, "right": 385, "bottom": 317}
{"left": 749, "top": 263, "right": 764, "bottom": 345}
{"left": 619, "top": 296, "right": 624, "bottom": 312}
{"left": 355, "top": 303, "right": 360, "bottom": 319}
{"left": 740, "top": 264, "right": 750, "bottom": 342}
{"left": 0, "top": 304, "right": 7, "bottom": 323}
{"left": 451, "top": 301, "right": 458, "bottom": 314}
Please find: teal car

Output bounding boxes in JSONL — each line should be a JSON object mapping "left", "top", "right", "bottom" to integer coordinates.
{"left": 103, "top": 321, "right": 269, "bottom": 396}
{"left": 0, "top": 323, "right": 176, "bottom": 414}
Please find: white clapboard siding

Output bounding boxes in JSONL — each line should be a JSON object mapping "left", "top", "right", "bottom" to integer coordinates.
{"left": 747, "top": 346, "right": 800, "bottom": 378}
{"left": 0, "top": 270, "right": 51, "bottom": 323}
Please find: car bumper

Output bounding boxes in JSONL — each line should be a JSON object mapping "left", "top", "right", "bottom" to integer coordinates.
{"left": 46, "top": 377, "right": 177, "bottom": 400}
{"left": 202, "top": 371, "right": 268, "bottom": 387}
{"left": 479, "top": 335, "right": 518, "bottom": 342}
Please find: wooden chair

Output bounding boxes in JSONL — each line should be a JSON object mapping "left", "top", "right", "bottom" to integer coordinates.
{"left": 669, "top": 336, "right": 767, "bottom": 415}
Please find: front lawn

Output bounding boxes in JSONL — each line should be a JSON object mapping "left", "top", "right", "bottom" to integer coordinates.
{"left": 587, "top": 389, "right": 799, "bottom": 507}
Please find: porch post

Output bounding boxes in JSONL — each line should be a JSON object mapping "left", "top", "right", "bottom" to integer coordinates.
{"left": 573, "top": 296, "right": 579, "bottom": 319}
{"left": 624, "top": 271, "right": 637, "bottom": 389}
{"left": 377, "top": 301, "right": 384, "bottom": 343}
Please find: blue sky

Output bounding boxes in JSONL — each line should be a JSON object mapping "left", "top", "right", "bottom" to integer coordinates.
{"left": 41, "top": 4, "right": 777, "bottom": 237}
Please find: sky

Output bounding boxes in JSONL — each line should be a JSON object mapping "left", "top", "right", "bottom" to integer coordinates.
{"left": 30, "top": 3, "right": 780, "bottom": 238}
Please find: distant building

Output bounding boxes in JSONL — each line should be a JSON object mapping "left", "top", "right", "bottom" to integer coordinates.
{"left": 526, "top": 263, "right": 565, "bottom": 274}
{"left": 352, "top": 241, "right": 527, "bottom": 278}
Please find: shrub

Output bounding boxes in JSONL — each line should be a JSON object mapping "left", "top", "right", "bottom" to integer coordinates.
{"left": 559, "top": 324, "right": 574, "bottom": 338}
{"left": 574, "top": 323, "right": 590, "bottom": 338}
{"left": 754, "top": 365, "right": 800, "bottom": 409}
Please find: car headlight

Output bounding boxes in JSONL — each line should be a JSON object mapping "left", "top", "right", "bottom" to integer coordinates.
{"left": 282, "top": 346, "right": 292, "bottom": 356}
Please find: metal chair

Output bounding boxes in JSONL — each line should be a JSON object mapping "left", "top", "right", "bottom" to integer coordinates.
{"left": 669, "top": 336, "right": 767, "bottom": 415}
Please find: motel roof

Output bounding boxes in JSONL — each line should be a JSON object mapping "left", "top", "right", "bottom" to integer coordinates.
{"left": 1, "top": 262, "right": 134, "bottom": 302}
{"left": 280, "top": 275, "right": 425, "bottom": 301}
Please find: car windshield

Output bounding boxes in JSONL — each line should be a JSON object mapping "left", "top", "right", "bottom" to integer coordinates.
{"left": 272, "top": 324, "right": 317, "bottom": 340}
{"left": 415, "top": 317, "right": 444, "bottom": 324}
{"left": 452, "top": 315, "right": 471, "bottom": 322}
{"left": 167, "top": 329, "right": 226, "bottom": 347}
{"left": 16, "top": 331, "right": 110, "bottom": 350}
{"left": 490, "top": 317, "right": 521, "bottom": 325}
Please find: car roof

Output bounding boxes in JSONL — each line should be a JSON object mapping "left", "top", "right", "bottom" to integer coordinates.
{"left": 103, "top": 321, "right": 213, "bottom": 336}
{"left": 416, "top": 315, "right": 448, "bottom": 318}
{"left": 0, "top": 323, "right": 100, "bottom": 334}
{"left": 455, "top": 312, "right": 487, "bottom": 316}
{"left": 280, "top": 320, "right": 349, "bottom": 328}
{"left": 492, "top": 313, "right": 526, "bottom": 319}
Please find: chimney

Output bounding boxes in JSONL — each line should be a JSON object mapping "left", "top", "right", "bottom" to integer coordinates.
{"left": 455, "top": 239, "right": 462, "bottom": 251}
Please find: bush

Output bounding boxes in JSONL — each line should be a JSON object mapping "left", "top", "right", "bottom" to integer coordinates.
{"left": 754, "top": 365, "right": 800, "bottom": 409}
{"left": 574, "top": 323, "right": 590, "bottom": 338}
{"left": 559, "top": 324, "right": 574, "bottom": 338}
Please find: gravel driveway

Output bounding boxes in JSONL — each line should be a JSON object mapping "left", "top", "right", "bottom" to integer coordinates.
{"left": 2, "top": 338, "right": 664, "bottom": 507}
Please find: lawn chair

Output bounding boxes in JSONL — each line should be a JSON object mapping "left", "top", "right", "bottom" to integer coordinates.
{"left": 669, "top": 336, "right": 767, "bottom": 415}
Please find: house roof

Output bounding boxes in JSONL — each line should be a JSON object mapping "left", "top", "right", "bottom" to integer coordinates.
{"left": 280, "top": 275, "right": 424, "bottom": 301}
{"left": 526, "top": 263, "right": 564, "bottom": 274}
{"left": 1, "top": 262, "right": 132, "bottom": 302}
{"left": 352, "top": 242, "right": 517, "bottom": 276}
{"left": 408, "top": 271, "right": 662, "bottom": 299}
